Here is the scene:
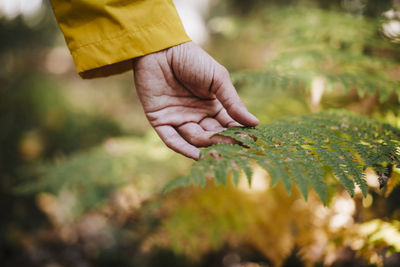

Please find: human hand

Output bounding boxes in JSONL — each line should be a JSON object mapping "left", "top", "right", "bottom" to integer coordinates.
{"left": 133, "top": 41, "right": 258, "bottom": 160}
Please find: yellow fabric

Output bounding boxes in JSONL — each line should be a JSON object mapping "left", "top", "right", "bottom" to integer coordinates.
{"left": 50, "top": 0, "right": 191, "bottom": 79}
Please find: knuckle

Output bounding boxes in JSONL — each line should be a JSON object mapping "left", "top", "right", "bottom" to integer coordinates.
{"left": 190, "top": 134, "right": 208, "bottom": 147}
{"left": 188, "top": 133, "right": 204, "bottom": 146}
{"left": 223, "top": 100, "right": 235, "bottom": 111}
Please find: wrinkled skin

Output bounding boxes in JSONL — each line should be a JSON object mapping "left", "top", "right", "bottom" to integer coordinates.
{"left": 133, "top": 41, "right": 258, "bottom": 160}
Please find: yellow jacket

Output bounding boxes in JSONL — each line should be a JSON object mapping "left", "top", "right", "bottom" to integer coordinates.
{"left": 50, "top": 0, "right": 191, "bottom": 79}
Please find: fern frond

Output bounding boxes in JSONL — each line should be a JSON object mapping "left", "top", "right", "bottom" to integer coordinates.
{"left": 164, "top": 111, "right": 400, "bottom": 205}
{"left": 232, "top": 63, "right": 400, "bottom": 103}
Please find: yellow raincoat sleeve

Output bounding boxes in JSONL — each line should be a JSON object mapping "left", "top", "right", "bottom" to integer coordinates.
{"left": 49, "top": 0, "right": 191, "bottom": 79}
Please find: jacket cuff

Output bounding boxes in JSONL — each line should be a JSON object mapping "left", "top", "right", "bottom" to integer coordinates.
{"left": 75, "top": 18, "right": 190, "bottom": 79}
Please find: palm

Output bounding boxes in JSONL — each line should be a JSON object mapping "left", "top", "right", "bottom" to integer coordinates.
{"left": 133, "top": 42, "right": 258, "bottom": 160}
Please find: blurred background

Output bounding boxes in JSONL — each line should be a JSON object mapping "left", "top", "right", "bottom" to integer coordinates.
{"left": 1, "top": 0, "right": 400, "bottom": 266}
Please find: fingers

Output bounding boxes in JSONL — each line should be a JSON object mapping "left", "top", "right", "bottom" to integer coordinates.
{"left": 154, "top": 123, "right": 235, "bottom": 161}
{"left": 177, "top": 123, "right": 235, "bottom": 147}
{"left": 212, "top": 67, "right": 259, "bottom": 127}
{"left": 215, "top": 109, "right": 243, "bottom": 128}
{"left": 199, "top": 117, "right": 225, "bottom": 132}
{"left": 154, "top": 125, "right": 200, "bottom": 160}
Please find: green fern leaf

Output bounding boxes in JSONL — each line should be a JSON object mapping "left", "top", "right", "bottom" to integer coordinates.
{"left": 164, "top": 111, "right": 400, "bottom": 204}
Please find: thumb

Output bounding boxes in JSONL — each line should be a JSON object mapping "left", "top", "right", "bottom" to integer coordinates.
{"left": 212, "top": 67, "right": 259, "bottom": 126}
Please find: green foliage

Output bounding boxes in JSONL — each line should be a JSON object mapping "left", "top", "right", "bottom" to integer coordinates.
{"left": 219, "top": 6, "right": 400, "bottom": 103}
{"left": 252, "top": 50, "right": 400, "bottom": 103}
{"left": 164, "top": 111, "right": 400, "bottom": 204}
{"left": 16, "top": 135, "right": 192, "bottom": 219}
{"left": 263, "top": 6, "right": 388, "bottom": 49}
